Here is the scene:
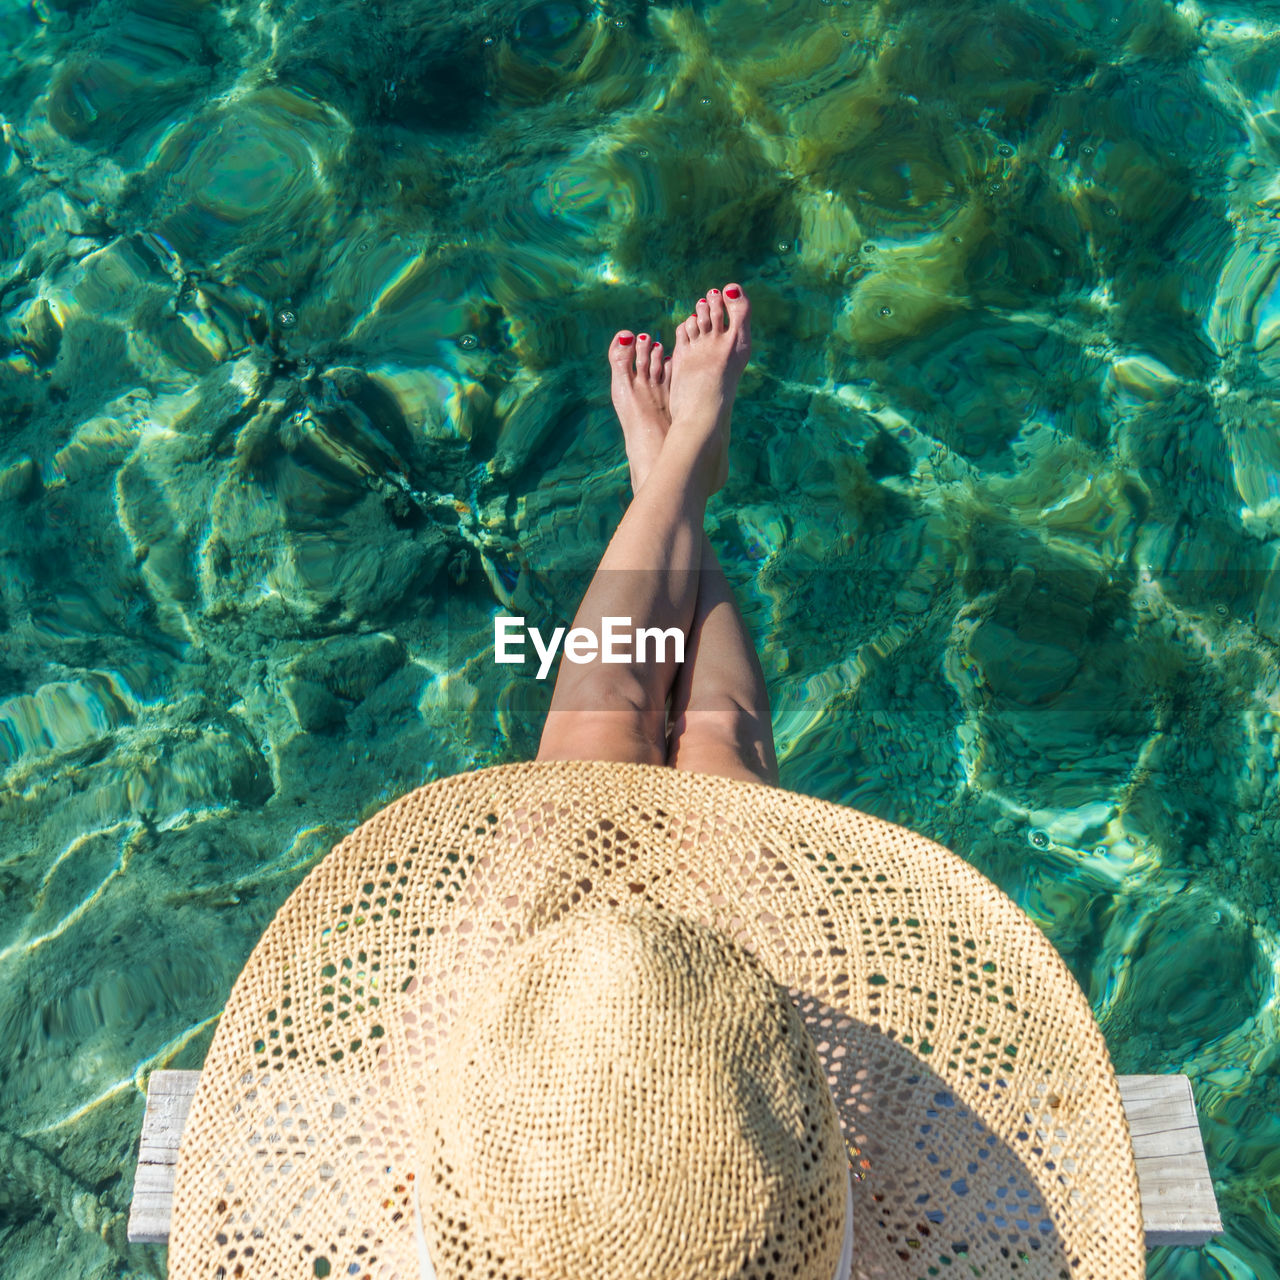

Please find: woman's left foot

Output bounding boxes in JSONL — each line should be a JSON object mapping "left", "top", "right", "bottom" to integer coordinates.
{"left": 608, "top": 330, "right": 672, "bottom": 493}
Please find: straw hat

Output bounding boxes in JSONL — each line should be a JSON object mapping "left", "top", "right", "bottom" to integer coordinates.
{"left": 169, "top": 760, "right": 1144, "bottom": 1279}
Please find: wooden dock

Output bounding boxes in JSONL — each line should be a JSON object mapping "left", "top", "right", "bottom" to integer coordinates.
{"left": 1118, "top": 1074, "right": 1222, "bottom": 1247}
{"left": 128, "top": 1069, "right": 1222, "bottom": 1248}
{"left": 128, "top": 1069, "right": 202, "bottom": 1246}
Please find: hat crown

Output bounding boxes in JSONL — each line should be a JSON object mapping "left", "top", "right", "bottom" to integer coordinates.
{"left": 417, "top": 903, "right": 848, "bottom": 1280}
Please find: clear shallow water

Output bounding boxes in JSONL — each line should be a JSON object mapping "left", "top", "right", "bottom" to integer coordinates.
{"left": 1, "top": 0, "right": 1279, "bottom": 1274}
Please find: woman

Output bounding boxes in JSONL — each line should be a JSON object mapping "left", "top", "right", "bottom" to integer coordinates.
{"left": 166, "top": 282, "right": 1146, "bottom": 1280}
{"left": 536, "top": 282, "right": 778, "bottom": 785}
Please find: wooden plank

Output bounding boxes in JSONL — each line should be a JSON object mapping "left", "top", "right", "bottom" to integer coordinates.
{"left": 126, "top": 1069, "right": 201, "bottom": 1245}
{"left": 127, "top": 1070, "right": 1221, "bottom": 1248}
{"left": 1118, "top": 1074, "right": 1222, "bottom": 1247}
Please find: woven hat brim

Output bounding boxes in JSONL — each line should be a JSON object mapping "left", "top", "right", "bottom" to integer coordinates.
{"left": 169, "top": 760, "right": 1144, "bottom": 1280}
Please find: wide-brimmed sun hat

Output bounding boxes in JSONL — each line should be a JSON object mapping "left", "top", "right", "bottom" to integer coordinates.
{"left": 169, "top": 760, "right": 1144, "bottom": 1279}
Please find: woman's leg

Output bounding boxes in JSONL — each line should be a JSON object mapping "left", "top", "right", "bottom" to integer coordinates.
{"left": 665, "top": 532, "right": 779, "bottom": 785}
{"left": 536, "top": 285, "right": 752, "bottom": 767}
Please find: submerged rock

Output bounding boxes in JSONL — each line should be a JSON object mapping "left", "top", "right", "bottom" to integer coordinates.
{"left": 1104, "top": 890, "right": 1269, "bottom": 1065}
{"left": 282, "top": 676, "right": 350, "bottom": 733}
{"left": 295, "top": 631, "right": 404, "bottom": 699}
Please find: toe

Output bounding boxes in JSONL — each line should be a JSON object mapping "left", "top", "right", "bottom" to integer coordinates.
{"left": 706, "top": 288, "right": 726, "bottom": 330}
{"left": 722, "top": 283, "right": 749, "bottom": 325}
{"left": 695, "top": 298, "right": 712, "bottom": 333}
{"left": 683, "top": 315, "right": 701, "bottom": 343}
{"left": 722, "top": 284, "right": 750, "bottom": 353}
{"left": 649, "top": 339, "right": 665, "bottom": 382}
{"left": 633, "top": 332, "right": 654, "bottom": 377}
{"left": 610, "top": 331, "right": 638, "bottom": 372}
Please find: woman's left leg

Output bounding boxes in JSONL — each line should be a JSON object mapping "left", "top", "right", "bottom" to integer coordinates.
{"left": 535, "top": 332, "right": 712, "bottom": 765}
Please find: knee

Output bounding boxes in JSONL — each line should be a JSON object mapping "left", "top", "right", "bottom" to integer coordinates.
{"left": 667, "top": 696, "right": 777, "bottom": 783}
{"left": 537, "top": 706, "right": 666, "bottom": 767}
{"left": 552, "top": 668, "right": 666, "bottom": 717}
{"left": 669, "top": 694, "right": 761, "bottom": 744}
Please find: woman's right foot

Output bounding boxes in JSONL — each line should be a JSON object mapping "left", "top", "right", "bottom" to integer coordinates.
{"left": 666, "top": 283, "right": 751, "bottom": 493}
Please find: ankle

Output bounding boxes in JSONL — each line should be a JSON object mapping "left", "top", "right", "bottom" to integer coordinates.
{"left": 649, "top": 429, "right": 720, "bottom": 496}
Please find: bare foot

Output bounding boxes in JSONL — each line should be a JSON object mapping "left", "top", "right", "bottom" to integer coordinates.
{"left": 608, "top": 330, "right": 674, "bottom": 493}
{"left": 667, "top": 284, "right": 751, "bottom": 493}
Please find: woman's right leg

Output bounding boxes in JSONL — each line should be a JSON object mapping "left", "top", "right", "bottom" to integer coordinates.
{"left": 534, "top": 421, "right": 713, "bottom": 766}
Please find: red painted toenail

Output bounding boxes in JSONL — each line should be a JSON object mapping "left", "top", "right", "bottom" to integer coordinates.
{"left": 638, "top": 333, "right": 648, "bottom": 341}
{"left": 725, "top": 286, "right": 741, "bottom": 299}
{"left": 619, "top": 334, "right": 634, "bottom": 345}
{"left": 710, "top": 288, "right": 720, "bottom": 294}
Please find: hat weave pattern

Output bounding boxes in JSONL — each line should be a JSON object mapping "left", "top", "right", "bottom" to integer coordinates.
{"left": 410, "top": 903, "right": 848, "bottom": 1280}
{"left": 169, "top": 760, "right": 1145, "bottom": 1279}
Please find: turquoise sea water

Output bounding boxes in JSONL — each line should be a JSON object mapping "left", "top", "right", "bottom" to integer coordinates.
{"left": 2, "top": 0, "right": 1279, "bottom": 1274}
